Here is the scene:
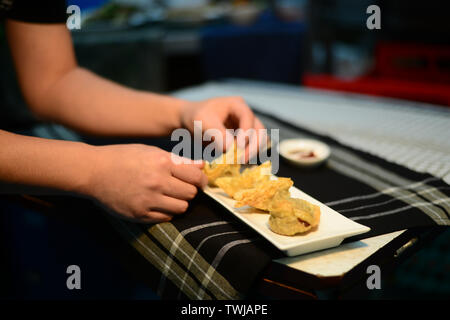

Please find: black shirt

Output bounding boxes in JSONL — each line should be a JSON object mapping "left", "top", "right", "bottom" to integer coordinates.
{"left": 0, "top": 0, "right": 67, "bottom": 130}
{"left": 1, "top": 0, "right": 67, "bottom": 23}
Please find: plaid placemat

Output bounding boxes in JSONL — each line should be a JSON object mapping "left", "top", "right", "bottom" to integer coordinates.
{"left": 105, "top": 110, "right": 449, "bottom": 300}
{"left": 258, "top": 110, "right": 450, "bottom": 238}
{"left": 107, "top": 191, "right": 277, "bottom": 300}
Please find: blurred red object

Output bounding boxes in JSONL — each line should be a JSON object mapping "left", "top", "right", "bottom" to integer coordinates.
{"left": 303, "top": 43, "right": 450, "bottom": 106}
{"left": 377, "top": 43, "right": 450, "bottom": 83}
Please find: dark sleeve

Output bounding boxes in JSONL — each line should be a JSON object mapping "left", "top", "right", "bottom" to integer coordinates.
{"left": 7, "top": 0, "right": 67, "bottom": 23}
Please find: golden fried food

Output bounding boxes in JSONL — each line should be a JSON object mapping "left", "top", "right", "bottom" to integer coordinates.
{"left": 203, "top": 162, "right": 240, "bottom": 186}
{"left": 215, "top": 161, "right": 272, "bottom": 197}
{"left": 268, "top": 192, "right": 321, "bottom": 236}
{"left": 241, "top": 161, "right": 272, "bottom": 180}
{"left": 234, "top": 177, "right": 293, "bottom": 211}
{"left": 205, "top": 145, "right": 321, "bottom": 236}
{"left": 203, "top": 143, "right": 242, "bottom": 186}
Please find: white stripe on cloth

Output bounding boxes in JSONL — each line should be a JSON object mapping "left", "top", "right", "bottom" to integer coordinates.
{"left": 351, "top": 198, "right": 450, "bottom": 223}
{"left": 271, "top": 113, "right": 449, "bottom": 224}
{"left": 177, "top": 230, "right": 247, "bottom": 299}
{"left": 157, "top": 222, "right": 235, "bottom": 299}
{"left": 181, "top": 221, "right": 230, "bottom": 236}
{"left": 337, "top": 187, "right": 450, "bottom": 213}
{"left": 117, "top": 220, "right": 205, "bottom": 300}
{"left": 328, "top": 159, "right": 447, "bottom": 224}
{"left": 264, "top": 114, "right": 449, "bottom": 217}
{"left": 330, "top": 147, "right": 450, "bottom": 214}
{"left": 158, "top": 221, "right": 228, "bottom": 295}
{"left": 199, "top": 238, "right": 259, "bottom": 299}
{"left": 325, "top": 177, "right": 440, "bottom": 206}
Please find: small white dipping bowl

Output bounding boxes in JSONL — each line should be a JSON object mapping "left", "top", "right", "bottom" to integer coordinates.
{"left": 278, "top": 138, "right": 331, "bottom": 168}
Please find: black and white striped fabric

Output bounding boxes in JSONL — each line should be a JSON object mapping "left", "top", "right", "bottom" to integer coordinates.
{"left": 260, "top": 111, "right": 450, "bottom": 237}
{"left": 107, "top": 110, "right": 449, "bottom": 300}
{"left": 107, "top": 192, "right": 276, "bottom": 300}
{"left": 22, "top": 85, "right": 449, "bottom": 300}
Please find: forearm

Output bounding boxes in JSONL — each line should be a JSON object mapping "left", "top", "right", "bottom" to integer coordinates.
{"left": 34, "top": 67, "right": 186, "bottom": 137}
{"left": 6, "top": 21, "right": 186, "bottom": 137}
{"left": 0, "top": 130, "right": 95, "bottom": 195}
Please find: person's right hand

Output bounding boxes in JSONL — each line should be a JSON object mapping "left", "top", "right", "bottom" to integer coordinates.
{"left": 83, "top": 144, "right": 207, "bottom": 223}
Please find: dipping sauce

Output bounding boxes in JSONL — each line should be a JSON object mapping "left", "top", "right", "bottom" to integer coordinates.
{"left": 288, "top": 148, "right": 317, "bottom": 159}
{"left": 278, "top": 139, "right": 331, "bottom": 168}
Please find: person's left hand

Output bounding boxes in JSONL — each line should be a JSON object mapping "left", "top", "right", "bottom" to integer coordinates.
{"left": 180, "top": 96, "right": 267, "bottom": 162}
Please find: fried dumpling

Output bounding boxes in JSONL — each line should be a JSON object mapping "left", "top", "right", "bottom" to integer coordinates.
{"left": 268, "top": 192, "right": 321, "bottom": 236}
{"left": 203, "top": 143, "right": 242, "bottom": 186}
{"left": 233, "top": 177, "right": 293, "bottom": 211}
{"left": 215, "top": 161, "right": 272, "bottom": 197}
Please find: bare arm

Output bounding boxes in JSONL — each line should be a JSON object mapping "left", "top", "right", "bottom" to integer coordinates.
{"left": 0, "top": 130, "right": 95, "bottom": 193}
{"left": 1, "top": 19, "right": 264, "bottom": 223}
{"left": 6, "top": 20, "right": 265, "bottom": 146}
{"left": 0, "top": 129, "right": 206, "bottom": 222}
{"left": 2, "top": 23, "right": 208, "bottom": 221}
{"left": 6, "top": 20, "right": 184, "bottom": 137}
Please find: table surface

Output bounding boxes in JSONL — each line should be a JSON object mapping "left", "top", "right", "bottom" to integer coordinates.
{"left": 172, "top": 79, "right": 450, "bottom": 279}
{"left": 275, "top": 230, "right": 405, "bottom": 278}
{"left": 18, "top": 79, "right": 449, "bottom": 291}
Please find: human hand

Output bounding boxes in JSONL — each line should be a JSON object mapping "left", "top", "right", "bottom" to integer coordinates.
{"left": 180, "top": 96, "right": 266, "bottom": 162}
{"left": 84, "top": 144, "right": 207, "bottom": 223}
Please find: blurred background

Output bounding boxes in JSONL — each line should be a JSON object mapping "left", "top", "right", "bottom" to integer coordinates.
{"left": 1, "top": 0, "right": 450, "bottom": 130}
{"left": 0, "top": 0, "right": 449, "bottom": 299}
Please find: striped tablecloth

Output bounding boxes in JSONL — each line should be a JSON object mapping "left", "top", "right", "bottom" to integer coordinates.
{"left": 27, "top": 80, "right": 450, "bottom": 300}
{"left": 257, "top": 110, "right": 449, "bottom": 232}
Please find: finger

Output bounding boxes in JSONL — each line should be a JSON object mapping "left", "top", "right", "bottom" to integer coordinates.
{"left": 244, "top": 118, "right": 268, "bottom": 163}
{"left": 242, "top": 137, "right": 258, "bottom": 163}
{"left": 171, "top": 163, "right": 208, "bottom": 187}
{"left": 203, "top": 119, "right": 234, "bottom": 152}
{"left": 164, "top": 177, "right": 198, "bottom": 200}
{"left": 229, "top": 99, "right": 254, "bottom": 132}
{"left": 145, "top": 211, "right": 174, "bottom": 223}
{"left": 131, "top": 211, "right": 173, "bottom": 224}
{"left": 244, "top": 139, "right": 257, "bottom": 164}
{"left": 229, "top": 100, "right": 256, "bottom": 150}
{"left": 254, "top": 117, "right": 265, "bottom": 130}
{"left": 152, "top": 195, "right": 189, "bottom": 215}
{"left": 170, "top": 153, "right": 204, "bottom": 168}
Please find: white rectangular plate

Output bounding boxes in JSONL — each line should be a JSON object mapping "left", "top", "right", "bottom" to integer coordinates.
{"left": 203, "top": 185, "right": 370, "bottom": 256}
